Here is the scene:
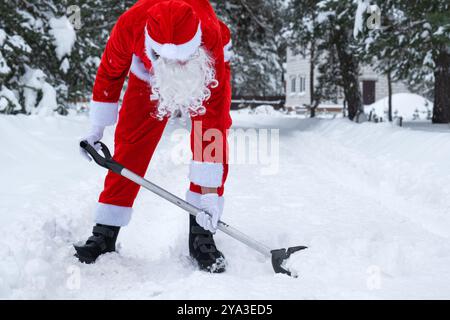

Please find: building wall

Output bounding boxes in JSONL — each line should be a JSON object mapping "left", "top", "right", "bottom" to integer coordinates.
{"left": 359, "top": 65, "right": 410, "bottom": 103}
{"left": 285, "top": 48, "right": 312, "bottom": 107}
{"left": 286, "top": 49, "right": 411, "bottom": 108}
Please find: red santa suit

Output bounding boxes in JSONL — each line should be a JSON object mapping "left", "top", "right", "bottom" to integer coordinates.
{"left": 89, "top": 0, "right": 232, "bottom": 226}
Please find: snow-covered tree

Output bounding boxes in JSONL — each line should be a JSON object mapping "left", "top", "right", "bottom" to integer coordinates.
{"left": 0, "top": 0, "right": 64, "bottom": 114}
{"left": 212, "top": 0, "right": 288, "bottom": 96}
{"left": 289, "top": 0, "right": 364, "bottom": 120}
{"left": 355, "top": 0, "right": 450, "bottom": 123}
{"left": 2, "top": 0, "right": 292, "bottom": 115}
{"left": 62, "top": 0, "right": 136, "bottom": 102}
{"left": 0, "top": 1, "right": 31, "bottom": 114}
{"left": 287, "top": 0, "right": 321, "bottom": 116}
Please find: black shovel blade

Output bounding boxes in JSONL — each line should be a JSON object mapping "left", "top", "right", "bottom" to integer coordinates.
{"left": 271, "top": 246, "right": 307, "bottom": 277}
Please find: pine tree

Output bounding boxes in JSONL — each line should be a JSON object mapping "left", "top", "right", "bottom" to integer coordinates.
{"left": 0, "top": 0, "right": 31, "bottom": 114}
{"left": 287, "top": 0, "right": 321, "bottom": 116}
{"left": 1, "top": 0, "right": 68, "bottom": 114}
{"left": 62, "top": 0, "right": 136, "bottom": 103}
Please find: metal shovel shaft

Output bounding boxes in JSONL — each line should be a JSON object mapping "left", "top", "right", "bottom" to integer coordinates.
{"left": 121, "top": 168, "right": 273, "bottom": 258}
{"left": 81, "top": 140, "right": 307, "bottom": 276}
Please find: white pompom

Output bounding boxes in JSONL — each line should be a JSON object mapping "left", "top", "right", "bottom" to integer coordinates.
{"left": 160, "top": 44, "right": 178, "bottom": 60}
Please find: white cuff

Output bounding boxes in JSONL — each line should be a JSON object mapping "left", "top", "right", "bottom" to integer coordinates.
{"left": 95, "top": 203, "right": 132, "bottom": 227}
{"left": 89, "top": 101, "right": 119, "bottom": 127}
{"left": 189, "top": 161, "right": 224, "bottom": 188}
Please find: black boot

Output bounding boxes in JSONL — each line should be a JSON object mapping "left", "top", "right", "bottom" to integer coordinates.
{"left": 189, "top": 215, "right": 226, "bottom": 273}
{"left": 74, "top": 224, "right": 120, "bottom": 264}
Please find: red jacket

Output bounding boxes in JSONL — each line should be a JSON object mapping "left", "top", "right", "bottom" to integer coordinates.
{"left": 90, "top": 0, "right": 232, "bottom": 134}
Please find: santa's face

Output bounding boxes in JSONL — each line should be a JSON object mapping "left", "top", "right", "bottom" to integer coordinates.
{"left": 150, "top": 47, "right": 217, "bottom": 120}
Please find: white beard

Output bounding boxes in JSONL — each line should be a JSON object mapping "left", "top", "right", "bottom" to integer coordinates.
{"left": 150, "top": 47, "right": 218, "bottom": 120}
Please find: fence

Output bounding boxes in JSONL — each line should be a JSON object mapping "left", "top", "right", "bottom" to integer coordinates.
{"left": 231, "top": 96, "right": 285, "bottom": 110}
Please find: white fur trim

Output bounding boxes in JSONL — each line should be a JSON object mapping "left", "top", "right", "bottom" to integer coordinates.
{"left": 95, "top": 203, "right": 133, "bottom": 227}
{"left": 186, "top": 190, "right": 224, "bottom": 213}
{"left": 130, "top": 54, "right": 151, "bottom": 83}
{"left": 189, "top": 161, "right": 224, "bottom": 188}
{"left": 224, "top": 40, "right": 233, "bottom": 62}
{"left": 145, "top": 24, "right": 202, "bottom": 61}
{"left": 89, "top": 101, "right": 119, "bottom": 127}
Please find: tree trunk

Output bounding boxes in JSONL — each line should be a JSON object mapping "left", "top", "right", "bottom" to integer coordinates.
{"left": 334, "top": 33, "right": 362, "bottom": 121}
{"left": 432, "top": 47, "right": 450, "bottom": 124}
{"left": 309, "top": 42, "right": 316, "bottom": 118}
{"left": 387, "top": 70, "right": 393, "bottom": 122}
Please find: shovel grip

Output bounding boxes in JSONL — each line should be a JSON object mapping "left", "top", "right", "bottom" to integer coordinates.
{"left": 80, "top": 140, "right": 124, "bottom": 174}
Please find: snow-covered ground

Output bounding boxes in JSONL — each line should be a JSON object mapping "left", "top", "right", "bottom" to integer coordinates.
{"left": 1, "top": 113, "right": 450, "bottom": 299}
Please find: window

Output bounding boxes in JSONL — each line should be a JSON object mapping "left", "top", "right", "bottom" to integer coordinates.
{"left": 299, "top": 76, "right": 306, "bottom": 93}
{"left": 290, "top": 77, "right": 297, "bottom": 93}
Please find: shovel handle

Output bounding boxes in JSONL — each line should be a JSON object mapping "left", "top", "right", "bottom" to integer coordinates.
{"left": 80, "top": 140, "right": 124, "bottom": 174}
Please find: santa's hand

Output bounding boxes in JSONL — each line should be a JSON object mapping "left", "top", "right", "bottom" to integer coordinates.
{"left": 196, "top": 194, "right": 222, "bottom": 233}
{"left": 79, "top": 125, "right": 105, "bottom": 161}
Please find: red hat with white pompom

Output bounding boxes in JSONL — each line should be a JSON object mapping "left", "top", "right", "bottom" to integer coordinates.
{"left": 145, "top": 0, "right": 202, "bottom": 61}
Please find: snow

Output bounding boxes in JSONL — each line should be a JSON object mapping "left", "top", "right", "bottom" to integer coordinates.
{"left": 8, "top": 35, "right": 32, "bottom": 53}
{"left": 353, "top": 0, "right": 369, "bottom": 38}
{"left": 1, "top": 113, "right": 450, "bottom": 299}
{"left": 60, "top": 58, "right": 70, "bottom": 74}
{"left": 0, "top": 51, "right": 11, "bottom": 75}
{"left": 49, "top": 16, "right": 76, "bottom": 60}
{"left": 36, "top": 83, "right": 58, "bottom": 116}
{"left": 235, "top": 105, "right": 287, "bottom": 117}
{"left": 0, "top": 86, "right": 21, "bottom": 112}
{"left": 434, "top": 27, "right": 445, "bottom": 36}
{"left": 365, "top": 93, "right": 433, "bottom": 121}
{"left": 21, "top": 68, "right": 58, "bottom": 115}
{"left": 0, "top": 29, "right": 6, "bottom": 45}
{"left": 0, "top": 30, "right": 9, "bottom": 74}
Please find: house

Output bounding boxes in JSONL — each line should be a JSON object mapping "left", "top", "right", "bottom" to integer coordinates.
{"left": 285, "top": 48, "right": 411, "bottom": 113}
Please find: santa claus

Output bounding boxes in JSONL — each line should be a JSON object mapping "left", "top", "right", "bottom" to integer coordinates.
{"left": 75, "top": 0, "right": 233, "bottom": 273}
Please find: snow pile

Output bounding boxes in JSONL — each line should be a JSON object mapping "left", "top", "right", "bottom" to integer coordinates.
{"left": 235, "top": 105, "right": 289, "bottom": 117}
{"left": 253, "top": 105, "right": 279, "bottom": 115}
{"left": 365, "top": 93, "right": 433, "bottom": 121}
{"left": 0, "top": 114, "right": 449, "bottom": 299}
{"left": 0, "top": 68, "right": 58, "bottom": 115}
{"left": 21, "top": 68, "right": 58, "bottom": 116}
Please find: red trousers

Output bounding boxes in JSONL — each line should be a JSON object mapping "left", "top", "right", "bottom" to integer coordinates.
{"left": 98, "top": 74, "right": 228, "bottom": 208}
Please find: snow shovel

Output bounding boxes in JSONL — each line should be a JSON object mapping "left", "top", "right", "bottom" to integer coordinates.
{"left": 80, "top": 140, "right": 307, "bottom": 277}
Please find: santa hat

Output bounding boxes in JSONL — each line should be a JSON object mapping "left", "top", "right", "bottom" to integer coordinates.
{"left": 145, "top": 0, "right": 202, "bottom": 61}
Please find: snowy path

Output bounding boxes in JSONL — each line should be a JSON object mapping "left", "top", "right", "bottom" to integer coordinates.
{"left": 1, "top": 114, "right": 450, "bottom": 299}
